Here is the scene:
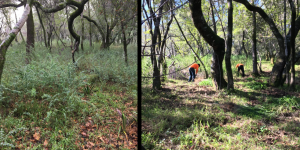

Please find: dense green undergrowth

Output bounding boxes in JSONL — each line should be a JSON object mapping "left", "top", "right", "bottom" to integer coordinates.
{"left": 0, "top": 41, "right": 137, "bottom": 149}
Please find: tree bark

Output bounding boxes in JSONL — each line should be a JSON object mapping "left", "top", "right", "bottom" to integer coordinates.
{"left": 121, "top": 21, "right": 128, "bottom": 65}
{"left": 81, "top": 12, "right": 84, "bottom": 51}
{"left": 159, "top": 1, "right": 174, "bottom": 81}
{"left": 26, "top": 7, "right": 34, "bottom": 64}
{"left": 149, "top": 0, "right": 164, "bottom": 90}
{"left": 241, "top": 30, "right": 248, "bottom": 58}
{"left": 252, "top": 8, "right": 259, "bottom": 76}
{"left": 88, "top": 1, "right": 92, "bottom": 47}
{"left": 67, "top": 0, "right": 89, "bottom": 63}
{"left": 289, "top": 0, "right": 296, "bottom": 90}
{"left": 209, "top": 0, "right": 217, "bottom": 34}
{"left": 14, "top": 9, "right": 25, "bottom": 43}
{"left": 226, "top": 0, "right": 234, "bottom": 90}
{"left": 189, "top": 0, "right": 227, "bottom": 90}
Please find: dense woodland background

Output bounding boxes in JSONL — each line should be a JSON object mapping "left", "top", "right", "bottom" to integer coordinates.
{"left": 0, "top": 0, "right": 137, "bottom": 149}
{"left": 142, "top": 0, "right": 300, "bottom": 149}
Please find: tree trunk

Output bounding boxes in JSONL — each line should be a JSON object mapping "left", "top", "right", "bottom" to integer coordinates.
{"left": 149, "top": 0, "right": 164, "bottom": 90}
{"left": 0, "top": 3, "right": 31, "bottom": 83}
{"left": 252, "top": 9, "right": 259, "bottom": 76}
{"left": 14, "top": 10, "right": 25, "bottom": 43}
{"left": 189, "top": 0, "right": 227, "bottom": 90}
{"left": 26, "top": 7, "right": 34, "bottom": 64}
{"left": 289, "top": 0, "right": 296, "bottom": 90}
{"left": 81, "top": 12, "right": 84, "bottom": 51}
{"left": 88, "top": 1, "right": 92, "bottom": 47}
{"left": 67, "top": 0, "right": 89, "bottom": 63}
{"left": 284, "top": 0, "right": 289, "bottom": 86}
{"left": 226, "top": 0, "right": 234, "bottom": 90}
{"left": 242, "top": 30, "right": 248, "bottom": 58}
{"left": 209, "top": 0, "right": 217, "bottom": 34}
{"left": 121, "top": 22, "right": 128, "bottom": 65}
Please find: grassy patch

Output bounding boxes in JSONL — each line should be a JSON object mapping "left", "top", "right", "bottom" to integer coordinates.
{"left": 143, "top": 55, "right": 300, "bottom": 149}
{"left": 0, "top": 42, "right": 137, "bottom": 149}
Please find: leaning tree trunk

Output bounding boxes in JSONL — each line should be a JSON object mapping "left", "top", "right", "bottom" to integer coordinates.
{"left": 14, "top": 10, "right": 25, "bottom": 43}
{"left": 26, "top": 7, "right": 35, "bottom": 64}
{"left": 0, "top": 3, "right": 31, "bottom": 83}
{"left": 225, "top": 0, "right": 234, "bottom": 90}
{"left": 189, "top": 0, "right": 227, "bottom": 90}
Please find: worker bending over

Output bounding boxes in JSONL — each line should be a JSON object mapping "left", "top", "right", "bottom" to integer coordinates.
{"left": 188, "top": 63, "right": 200, "bottom": 82}
{"left": 236, "top": 63, "right": 245, "bottom": 77}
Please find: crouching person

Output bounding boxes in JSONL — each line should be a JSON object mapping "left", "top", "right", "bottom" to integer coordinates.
{"left": 188, "top": 63, "right": 200, "bottom": 82}
{"left": 236, "top": 63, "right": 245, "bottom": 77}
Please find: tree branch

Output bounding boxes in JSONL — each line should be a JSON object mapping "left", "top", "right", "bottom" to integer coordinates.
{"left": 0, "top": 1, "right": 25, "bottom": 8}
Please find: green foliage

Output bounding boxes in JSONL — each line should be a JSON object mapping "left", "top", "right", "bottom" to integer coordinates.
{"left": 246, "top": 81, "right": 267, "bottom": 90}
{"left": 0, "top": 127, "right": 27, "bottom": 148}
{"left": 81, "top": 45, "right": 137, "bottom": 86}
{"left": 198, "top": 78, "right": 213, "bottom": 87}
{"left": 278, "top": 96, "right": 300, "bottom": 109}
{"left": 0, "top": 42, "right": 137, "bottom": 149}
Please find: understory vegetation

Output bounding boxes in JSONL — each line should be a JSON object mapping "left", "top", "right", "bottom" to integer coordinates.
{"left": 0, "top": 42, "right": 137, "bottom": 149}
{"left": 142, "top": 54, "right": 300, "bottom": 149}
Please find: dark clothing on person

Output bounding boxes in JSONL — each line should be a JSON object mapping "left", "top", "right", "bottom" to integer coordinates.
{"left": 237, "top": 65, "right": 245, "bottom": 77}
{"left": 188, "top": 67, "right": 195, "bottom": 82}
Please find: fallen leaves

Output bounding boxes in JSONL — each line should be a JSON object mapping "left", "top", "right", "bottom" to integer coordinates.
{"left": 33, "top": 132, "right": 40, "bottom": 141}
{"left": 43, "top": 139, "right": 48, "bottom": 146}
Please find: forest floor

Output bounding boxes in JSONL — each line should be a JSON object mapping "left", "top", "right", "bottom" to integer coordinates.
{"left": 0, "top": 43, "right": 137, "bottom": 149}
{"left": 142, "top": 62, "right": 300, "bottom": 149}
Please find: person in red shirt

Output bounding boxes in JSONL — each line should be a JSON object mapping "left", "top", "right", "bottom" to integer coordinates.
{"left": 188, "top": 63, "right": 200, "bottom": 82}
{"left": 236, "top": 63, "right": 245, "bottom": 77}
